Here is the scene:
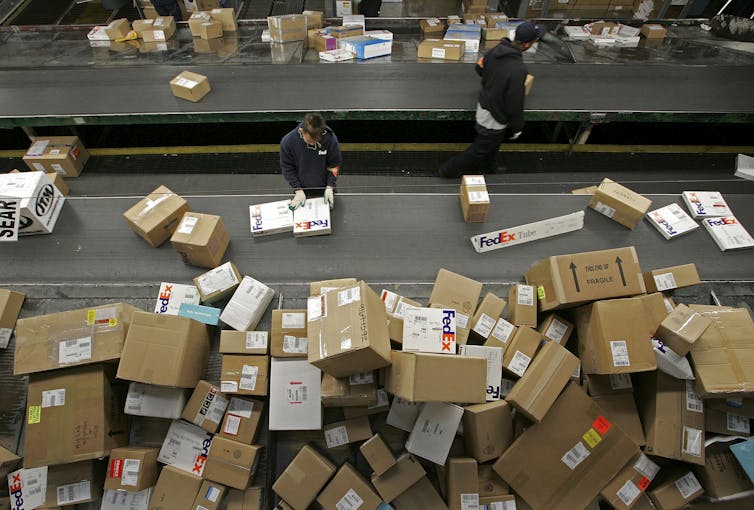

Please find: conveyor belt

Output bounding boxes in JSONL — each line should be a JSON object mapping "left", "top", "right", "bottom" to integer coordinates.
{"left": 2, "top": 62, "right": 754, "bottom": 126}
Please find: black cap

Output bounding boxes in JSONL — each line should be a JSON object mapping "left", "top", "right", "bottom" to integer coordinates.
{"left": 515, "top": 21, "right": 546, "bottom": 43}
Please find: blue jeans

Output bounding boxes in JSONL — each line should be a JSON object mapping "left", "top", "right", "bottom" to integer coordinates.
{"left": 439, "top": 123, "right": 507, "bottom": 178}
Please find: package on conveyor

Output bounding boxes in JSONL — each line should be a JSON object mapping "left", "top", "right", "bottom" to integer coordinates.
{"left": 218, "top": 396, "right": 265, "bottom": 445}
{"left": 169, "top": 70, "right": 212, "bottom": 102}
{"left": 273, "top": 445, "right": 336, "bottom": 510}
{"left": 419, "top": 18, "right": 446, "bottom": 37}
{"left": 303, "top": 10, "right": 324, "bottom": 29}
{"left": 0, "top": 171, "right": 65, "bottom": 239}
{"left": 225, "top": 487, "right": 265, "bottom": 510}
{"left": 132, "top": 16, "right": 176, "bottom": 42}
{"left": 417, "top": 39, "right": 465, "bottom": 60}
{"left": 462, "top": 400, "right": 513, "bottom": 463}
{"left": 268, "top": 309, "right": 306, "bottom": 357}
{"left": 321, "top": 371, "right": 378, "bottom": 408}
{"left": 588, "top": 178, "right": 652, "bottom": 229}
{"left": 220, "top": 275, "right": 274, "bottom": 331}
{"left": 220, "top": 355, "right": 269, "bottom": 396}
{"left": 210, "top": 7, "right": 238, "bottom": 32}
{"left": 308, "top": 29, "right": 338, "bottom": 52}
{"left": 293, "top": 196, "right": 332, "bottom": 236}
{"left": 269, "top": 359, "right": 321, "bottom": 430}
{"left": 104, "top": 18, "right": 130, "bottom": 40}
{"left": 194, "top": 261, "right": 242, "bottom": 303}
{"left": 702, "top": 215, "right": 754, "bottom": 251}
{"left": 641, "top": 24, "right": 667, "bottom": 40}
{"left": 326, "top": 24, "right": 363, "bottom": 39}
{"left": 170, "top": 212, "right": 230, "bottom": 268}
{"left": 645, "top": 202, "right": 699, "bottom": 239}
{"left": 23, "top": 136, "right": 89, "bottom": 177}
{"left": 180, "top": 380, "right": 228, "bottom": 433}
{"left": 123, "top": 184, "right": 189, "bottom": 246}
{"left": 249, "top": 199, "right": 294, "bottom": 237}
{"left": 267, "top": 14, "right": 306, "bottom": 43}
{"left": 338, "top": 35, "right": 392, "bottom": 59}
{"left": 220, "top": 329, "right": 269, "bottom": 355}
{"left": 322, "top": 416, "right": 372, "bottom": 449}
{"left": 459, "top": 175, "right": 489, "bottom": 222}
{"left": 444, "top": 23, "right": 482, "bottom": 53}
{"left": 643, "top": 263, "right": 700, "bottom": 293}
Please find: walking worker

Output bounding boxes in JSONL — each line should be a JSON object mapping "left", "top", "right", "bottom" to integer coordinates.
{"left": 439, "top": 21, "right": 545, "bottom": 178}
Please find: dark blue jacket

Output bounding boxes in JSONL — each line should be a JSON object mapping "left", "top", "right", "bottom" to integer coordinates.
{"left": 280, "top": 124, "right": 342, "bottom": 190}
{"left": 476, "top": 39, "right": 527, "bottom": 133}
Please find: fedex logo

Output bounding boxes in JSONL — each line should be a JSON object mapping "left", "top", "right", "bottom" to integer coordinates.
{"left": 652, "top": 337, "right": 668, "bottom": 354}
{"left": 687, "top": 192, "right": 705, "bottom": 215}
{"left": 441, "top": 309, "right": 455, "bottom": 352}
{"left": 707, "top": 217, "right": 737, "bottom": 227}
{"left": 192, "top": 435, "right": 213, "bottom": 475}
{"left": 199, "top": 387, "right": 217, "bottom": 416}
{"left": 9, "top": 473, "right": 24, "bottom": 510}
{"left": 251, "top": 205, "right": 263, "bottom": 231}
{"left": 478, "top": 230, "right": 515, "bottom": 248}
{"left": 157, "top": 284, "right": 173, "bottom": 313}
{"left": 651, "top": 212, "right": 677, "bottom": 236}
{"left": 296, "top": 220, "right": 329, "bottom": 230}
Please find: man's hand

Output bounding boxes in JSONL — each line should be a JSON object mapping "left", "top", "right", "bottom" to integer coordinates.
{"left": 508, "top": 131, "right": 522, "bottom": 140}
{"left": 324, "top": 186, "right": 335, "bottom": 210}
{"left": 289, "top": 189, "right": 306, "bottom": 210}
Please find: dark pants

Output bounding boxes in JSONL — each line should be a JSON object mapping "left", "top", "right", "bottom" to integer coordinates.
{"left": 150, "top": 0, "right": 183, "bottom": 21}
{"left": 439, "top": 123, "right": 507, "bottom": 178}
{"left": 359, "top": 0, "right": 382, "bottom": 16}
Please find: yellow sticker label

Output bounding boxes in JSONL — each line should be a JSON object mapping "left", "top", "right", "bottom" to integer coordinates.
{"left": 583, "top": 428, "right": 602, "bottom": 448}
{"left": 28, "top": 405, "right": 41, "bottom": 424}
{"left": 537, "top": 286, "right": 546, "bottom": 300}
{"left": 86, "top": 309, "right": 96, "bottom": 325}
{"left": 109, "top": 318, "right": 118, "bottom": 327}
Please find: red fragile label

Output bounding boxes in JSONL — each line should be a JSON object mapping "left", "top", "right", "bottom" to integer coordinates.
{"left": 638, "top": 477, "right": 651, "bottom": 491}
{"left": 109, "top": 459, "right": 123, "bottom": 479}
{"left": 592, "top": 416, "right": 611, "bottom": 435}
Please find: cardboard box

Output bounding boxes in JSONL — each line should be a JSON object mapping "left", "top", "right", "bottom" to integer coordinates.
{"left": 655, "top": 304, "right": 711, "bottom": 356}
{"left": 694, "top": 437, "right": 754, "bottom": 499}
{"left": 0, "top": 445, "right": 21, "bottom": 482}
{"left": 43, "top": 460, "right": 104, "bottom": 507}
{"left": 125, "top": 382, "right": 190, "bottom": 419}
{"left": 386, "top": 396, "right": 422, "bottom": 432}
{"left": 321, "top": 372, "right": 378, "bottom": 407}
{"left": 157, "top": 419, "right": 214, "bottom": 475}
{"left": 469, "top": 292, "right": 506, "bottom": 343}
{"left": 270, "top": 309, "right": 308, "bottom": 357}
{"left": 507, "top": 341, "right": 579, "bottom": 422}
{"left": 406, "top": 402, "right": 464, "bottom": 465}
{"left": 444, "top": 24, "right": 481, "bottom": 53}
{"left": 477, "top": 464, "right": 509, "bottom": 501}
{"left": 203, "top": 436, "right": 261, "bottom": 490}
{"left": 502, "top": 326, "right": 541, "bottom": 378}
{"left": 463, "top": 400, "right": 514, "bottom": 462}
{"left": 123, "top": 185, "right": 189, "bottom": 247}
{"left": 429, "top": 269, "right": 482, "bottom": 317}
{"left": 648, "top": 471, "right": 704, "bottom": 510}
{"left": 219, "top": 396, "right": 264, "bottom": 444}
{"left": 307, "top": 281, "right": 391, "bottom": 377}
{"left": 311, "top": 278, "right": 359, "bottom": 296}
{"left": 508, "top": 284, "right": 537, "bottom": 327}
{"left": 339, "top": 36, "right": 392, "bottom": 60}
{"left": 702, "top": 215, "right": 754, "bottom": 251}
{"left": 371, "top": 453, "right": 426, "bottom": 503}
{"left": 293, "top": 196, "right": 331, "bottom": 236}
{"left": 417, "top": 39, "right": 465, "bottom": 60}
{"left": 198, "top": 20, "right": 223, "bottom": 40}
{"left": 181, "top": 380, "right": 228, "bottom": 433}
{"left": 589, "top": 394, "right": 645, "bottom": 447}
{"left": 191, "top": 480, "right": 226, "bottom": 510}
{"left": 634, "top": 372, "right": 705, "bottom": 465}
{"left": 225, "top": 487, "right": 263, "bottom": 510}
{"left": 220, "top": 355, "right": 268, "bottom": 396}
{"left": 459, "top": 175, "right": 490, "bottom": 223}
{"left": 600, "top": 453, "right": 660, "bottom": 510}
{"left": 170, "top": 212, "right": 230, "bottom": 268}
{"left": 0, "top": 289, "right": 24, "bottom": 349}
{"left": 588, "top": 178, "right": 652, "bottom": 229}
{"left": 303, "top": 10, "right": 324, "bottom": 29}
{"left": 267, "top": 14, "right": 306, "bottom": 43}
{"left": 494, "top": 383, "right": 639, "bottom": 510}
{"left": 272, "top": 445, "right": 337, "bottom": 510}
{"left": 249, "top": 200, "right": 293, "bottom": 237}
{"left": 44, "top": 170, "right": 69, "bottom": 195}
{"left": 105, "top": 18, "right": 130, "bottom": 39}
{"left": 170, "top": 71, "right": 211, "bottom": 102}
{"left": 420, "top": 17, "right": 446, "bottom": 35}
{"left": 141, "top": 16, "right": 176, "bottom": 42}
{"left": 118, "top": 311, "right": 210, "bottom": 388}
{"left": 386, "top": 296, "right": 422, "bottom": 344}
{"left": 148, "top": 464, "right": 203, "bottom": 510}
{"left": 308, "top": 29, "right": 338, "bottom": 52}
{"left": 447, "top": 458, "right": 479, "bottom": 510}
{"left": 0, "top": 171, "right": 65, "bottom": 237}
{"left": 25, "top": 365, "right": 127, "bottom": 467}
{"left": 188, "top": 11, "right": 212, "bottom": 36}
{"left": 385, "top": 351, "right": 487, "bottom": 403}
{"left": 154, "top": 282, "right": 200, "bottom": 315}
{"left": 23, "top": 136, "right": 89, "bottom": 177}
{"left": 194, "top": 262, "right": 241, "bottom": 304}
{"left": 706, "top": 397, "right": 754, "bottom": 419}
{"left": 317, "top": 463, "right": 382, "bottom": 510}
{"left": 402, "top": 307, "right": 457, "bottom": 354}
{"left": 220, "top": 276, "right": 274, "bottom": 332}
{"left": 643, "top": 264, "right": 701, "bottom": 293}
{"left": 102, "top": 487, "right": 153, "bottom": 510}
{"left": 641, "top": 24, "right": 667, "bottom": 39}
{"left": 360, "top": 434, "right": 396, "bottom": 476}
{"left": 323, "top": 416, "right": 372, "bottom": 448}
{"left": 105, "top": 447, "right": 160, "bottom": 492}
{"left": 210, "top": 7, "right": 237, "bottom": 31}
{"left": 704, "top": 407, "right": 751, "bottom": 436}
{"left": 458, "top": 345, "right": 503, "bottom": 401}
{"left": 392, "top": 476, "right": 449, "bottom": 510}
{"left": 269, "top": 357, "right": 322, "bottom": 430}
{"left": 536, "top": 314, "right": 572, "bottom": 346}
{"left": 220, "top": 330, "right": 269, "bottom": 355}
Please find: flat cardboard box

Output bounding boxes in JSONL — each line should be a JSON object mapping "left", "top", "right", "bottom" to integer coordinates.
{"left": 170, "top": 71, "right": 211, "bottom": 102}
{"left": 429, "top": 268, "right": 482, "bottom": 317}
{"left": 272, "top": 445, "right": 337, "bottom": 510}
{"left": 43, "top": 460, "right": 104, "bottom": 507}
{"left": 655, "top": 304, "right": 711, "bottom": 356}
{"left": 406, "top": 402, "right": 464, "bottom": 465}
{"left": 220, "top": 330, "right": 269, "bottom": 355}
{"left": 307, "top": 281, "right": 391, "bottom": 377}
{"left": 148, "top": 465, "right": 203, "bottom": 510}
{"left": 385, "top": 351, "right": 487, "bottom": 403}
{"left": 23, "top": 136, "right": 89, "bottom": 177}
{"left": 268, "top": 357, "right": 322, "bottom": 430}
{"left": 191, "top": 480, "right": 226, "bottom": 510}
{"left": 267, "top": 14, "right": 306, "bottom": 43}
{"left": 693, "top": 437, "right": 754, "bottom": 499}
{"left": 123, "top": 185, "right": 190, "bottom": 247}
{"left": 321, "top": 372, "right": 378, "bottom": 407}
{"left": 220, "top": 276, "right": 274, "bottom": 332}
{"left": 371, "top": 453, "right": 426, "bottom": 503}
{"left": 508, "top": 284, "right": 537, "bottom": 327}
{"left": 502, "top": 326, "right": 541, "bottom": 378}
{"left": 210, "top": 7, "right": 237, "bottom": 31}
{"left": 524, "top": 246, "right": 645, "bottom": 311}
{"left": 704, "top": 407, "right": 751, "bottom": 436}
{"left": 418, "top": 39, "right": 465, "bottom": 60}
{"left": 105, "top": 18, "right": 130, "bottom": 39}
{"left": 506, "top": 341, "right": 579, "bottom": 422}
{"left": 392, "top": 476, "right": 449, "bottom": 510}
{"left": 170, "top": 212, "right": 230, "bottom": 268}
{"left": 458, "top": 344, "right": 503, "bottom": 401}
{"left": 105, "top": 447, "right": 160, "bottom": 492}
{"left": 317, "top": 463, "right": 382, "bottom": 510}
{"left": 323, "top": 416, "right": 372, "bottom": 448}
{"left": 463, "top": 400, "right": 514, "bottom": 462}
{"left": 633, "top": 371, "right": 705, "bottom": 465}
{"left": 584, "top": 373, "right": 635, "bottom": 396}
{"left": 154, "top": 282, "right": 200, "bottom": 316}
{"left": 293, "top": 196, "right": 331, "bottom": 237}
{"left": 447, "top": 458, "right": 478, "bottom": 510}
{"left": 25, "top": 365, "right": 127, "bottom": 467}
{"left": 402, "top": 307, "right": 457, "bottom": 354}
{"left": 360, "top": 434, "right": 396, "bottom": 476}
{"left": 219, "top": 396, "right": 265, "bottom": 444}
{"left": 203, "top": 436, "right": 262, "bottom": 490}
{"left": 0, "top": 171, "right": 65, "bottom": 236}
{"left": 310, "top": 278, "right": 358, "bottom": 296}
{"left": 460, "top": 175, "right": 489, "bottom": 223}
{"left": 643, "top": 264, "right": 700, "bottom": 293}
{"left": 600, "top": 453, "right": 660, "bottom": 510}
{"left": 591, "top": 393, "right": 646, "bottom": 447}
{"left": 220, "top": 355, "right": 269, "bottom": 396}
{"left": 469, "top": 292, "right": 507, "bottom": 343}
{"left": 194, "top": 261, "right": 242, "bottom": 303}
{"left": 271, "top": 309, "right": 308, "bottom": 357}
{"left": 538, "top": 313, "right": 574, "bottom": 345}
{"left": 117, "top": 311, "right": 210, "bottom": 388}
{"left": 125, "top": 382, "right": 190, "bottom": 419}
{"left": 225, "top": 487, "right": 264, "bottom": 510}
{"left": 493, "top": 383, "right": 639, "bottom": 510}
{"left": 0, "top": 289, "right": 24, "bottom": 349}
{"left": 181, "top": 380, "right": 228, "bottom": 433}
{"left": 647, "top": 471, "right": 704, "bottom": 510}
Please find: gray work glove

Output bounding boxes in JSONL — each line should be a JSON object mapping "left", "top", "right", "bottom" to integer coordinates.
{"left": 289, "top": 189, "right": 306, "bottom": 210}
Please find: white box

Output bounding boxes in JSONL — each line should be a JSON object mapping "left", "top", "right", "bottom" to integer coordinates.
{"left": 249, "top": 200, "right": 293, "bottom": 237}
{"left": 564, "top": 26, "right": 590, "bottom": 39}
{"left": 402, "top": 307, "right": 457, "bottom": 354}
{"left": 319, "top": 48, "right": 355, "bottom": 61}
{"left": 342, "top": 14, "right": 365, "bottom": 29}
{"left": 269, "top": 358, "right": 322, "bottom": 430}
{"left": 125, "top": 382, "right": 190, "bottom": 419}
{"left": 702, "top": 216, "right": 754, "bottom": 251}
{"left": 471, "top": 211, "right": 584, "bottom": 253}
{"left": 386, "top": 397, "right": 424, "bottom": 432}
{"left": 87, "top": 25, "right": 111, "bottom": 41}
{"left": 458, "top": 345, "right": 503, "bottom": 401}
{"left": 157, "top": 420, "right": 214, "bottom": 475}
{"left": 406, "top": 402, "right": 464, "bottom": 465}
{"left": 339, "top": 36, "right": 392, "bottom": 59}
{"left": 220, "top": 276, "right": 275, "bottom": 331}
{"left": 101, "top": 488, "right": 152, "bottom": 510}
{"left": 682, "top": 191, "right": 733, "bottom": 219}
{"left": 0, "top": 171, "right": 65, "bottom": 236}
{"left": 645, "top": 203, "right": 699, "bottom": 240}
{"left": 293, "top": 196, "right": 331, "bottom": 236}
{"left": 154, "top": 282, "right": 201, "bottom": 315}
{"left": 7, "top": 467, "right": 47, "bottom": 510}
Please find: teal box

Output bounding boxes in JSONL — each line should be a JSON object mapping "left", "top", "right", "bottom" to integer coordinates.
{"left": 178, "top": 303, "right": 220, "bottom": 326}
{"left": 730, "top": 437, "right": 754, "bottom": 484}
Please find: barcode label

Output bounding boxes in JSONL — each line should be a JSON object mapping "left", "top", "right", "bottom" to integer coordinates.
{"left": 282, "top": 312, "right": 306, "bottom": 329}
{"left": 177, "top": 215, "right": 198, "bottom": 234}
{"left": 727, "top": 412, "right": 750, "bottom": 434}
{"left": 508, "top": 351, "right": 532, "bottom": 377}
{"left": 228, "top": 397, "right": 254, "bottom": 418}
{"left": 461, "top": 493, "right": 480, "bottom": 510}
{"left": 491, "top": 319, "right": 515, "bottom": 343}
{"left": 42, "top": 388, "right": 66, "bottom": 408}
{"left": 27, "top": 140, "right": 49, "bottom": 156}
{"left": 206, "top": 394, "right": 228, "bottom": 424}
{"left": 561, "top": 442, "right": 590, "bottom": 470}
{"left": 57, "top": 481, "right": 91, "bottom": 505}
{"left": 456, "top": 312, "right": 469, "bottom": 329}
{"left": 121, "top": 459, "right": 140, "bottom": 486}
{"left": 325, "top": 425, "right": 350, "bottom": 448}
{"left": 674, "top": 472, "right": 702, "bottom": 500}
{"left": 517, "top": 285, "right": 534, "bottom": 306}
{"left": 369, "top": 389, "right": 389, "bottom": 409}
{"left": 175, "top": 77, "right": 197, "bottom": 88}
{"left": 338, "top": 286, "right": 361, "bottom": 306}
{"left": 381, "top": 290, "right": 399, "bottom": 312}
{"left": 594, "top": 201, "right": 616, "bottom": 218}
{"left": 431, "top": 47, "right": 446, "bottom": 58}
{"left": 307, "top": 295, "right": 326, "bottom": 322}
{"left": 685, "top": 380, "right": 703, "bottom": 413}
{"left": 654, "top": 273, "right": 677, "bottom": 291}
{"left": 283, "top": 335, "right": 308, "bottom": 353}
{"left": 224, "top": 414, "right": 241, "bottom": 435}
{"left": 245, "top": 331, "right": 268, "bottom": 350}
{"left": 197, "top": 263, "right": 239, "bottom": 295}
{"left": 206, "top": 485, "right": 221, "bottom": 502}
{"left": 610, "top": 373, "right": 632, "bottom": 390}
{"left": 240, "top": 365, "right": 259, "bottom": 391}
{"left": 336, "top": 488, "right": 364, "bottom": 510}
{"left": 221, "top": 380, "right": 238, "bottom": 392}
{"left": 58, "top": 337, "right": 92, "bottom": 365}
{"left": 473, "top": 313, "right": 496, "bottom": 338}
{"left": 287, "top": 384, "right": 308, "bottom": 403}
{"left": 682, "top": 426, "right": 703, "bottom": 457}
{"left": 617, "top": 480, "right": 641, "bottom": 506}
{"left": 610, "top": 340, "right": 630, "bottom": 367}
{"left": 545, "top": 318, "right": 568, "bottom": 343}
{"left": 633, "top": 453, "right": 660, "bottom": 480}
{"left": 468, "top": 191, "right": 489, "bottom": 203}
{"left": 488, "top": 502, "right": 516, "bottom": 510}
{"left": 349, "top": 372, "right": 374, "bottom": 385}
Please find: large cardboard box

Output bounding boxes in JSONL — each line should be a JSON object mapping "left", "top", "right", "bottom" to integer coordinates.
{"left": 360, "top": 434, "right": 396, "bottom": 477}
{"left": 323, "top": 416, "right": 372, "bottom": 448}
{"left": 220, "top": 330, "right": 269, "bottom": 355}
{"left": 170, "top": 212, "right": 230, "bottom": 268}
{"left": 589, "top": 178, "right": 652, "bottom": 229}
{"left": 417, "top": 39, "right": 465, "bottom": 60}
{"left": 220, "top": 355, "right": 269, "bottom": 396}
{"left": 123, "top": 185, "right": 189, "bottom": 247}
{"left": 148, "top": 464, "right": 203, "bottom": 510}
{"left": 194, "top": 261, "right": 242, "bottom": 303}
{"left": 508, "top": 284, "right": 537, "bottom": 327}
{"left": 226, "top": 487, "right": 264, "bottom": 510}
{"left": 0, "top": 171, "right": 65, "bottom": 236}
{"left": 169, "top": 71, "right": 211, "bottom": 102}
{"left": 634, "top": 372, "right": 705, "bottom": 465}
{"left": 463, "top": 400, "right": 514, "bottom": 462}
{"left": 24, "top": 365, "right": 127, "bottom": 467}
{"left": 406, "top": 402, "right": 464, "bottom": 465}
{"left": 385, "top": 351, "right": 487, "bottom": 403}
{"left": 600, "top": 453, "right": 660, "bottom": 510}
{"left": 23, "top": 136, "right": 89, "bottom": 177}
{"left": 469, "top": 292, "right": 506, "bottom": 344}
{"left": 125, "top": 382, "right": 189, "bottom": 419}
{"left": 181, "top": 380, "right": 228, "bottom": 433}
{"left": 220, "top": 276, "right": 274, "bottom": 332}
{"left": 203, "top": 436, "right": 262, "bottom": 490}
{"left": 493, "top": 384, "right": 639, "bottom": 510}
{"left": 591, "top": 393, "right": 646, "bottom": 447}
{"left": 506, "top": 341, "right": 579, "bottom": 422}
{"left": 0, "top": 289, "right": 24, "bottom": 349}
{"left": 321, "top": 372, "right": 377, "bottom": 407}
{"left": 647, "top": 471, "right": 704, "bottom": 510}
{"left": 371, "top": 453, "right": 426, "bottom": 503}
{"left": 693, "top": 437, "right": 754, "bottom": 499}
{"left": 219, "top": 396, "right": 265, "bottom": 444}
{"left": 269, "top": 357, "right": 322, "bottom": 430}
{"left": 392, "top": 476, "right": 448, "bottom": 510}
{"left": 525, "top": 246, "right": 645, "bottom": 311}
{"left": 117, "top": 311, "right": 209, "bottom": 387}
{"left": 191, "top": 480, "right": 227, "bottom": 510}
{"left": 502, "top": 326, "right": 541, "bottom": 378}
{"left": 270, "top": 309, "right": 308, "bottom": 357}
{"left": 447, "top": 458, "right": 478, "bottom": 510}
{"left": 317, "top": 463, "right": 382, "bottom": 510}
{"left": 307, "top": 281, "right": 391, "bottom": 377}
{"left": 642, "top": 263, "right": 700, "bottom": 293}
{"left": 105, "top": 447, "right": 160, "bottom": 492}
{"left": 429, "top": 268, "right": 482, "bottom": 318}
{"left": 703, "top": 407, "right": 751, "bottom": 436}
{"left": 272, "top": 445, "right": 337, "bottom": 510}
{"left": 460, "top": 175, "right": 489, "bottom": 223}
{"left": 43, "top": 460, "right": 104, "bottom": 507}
{"left": 655, "top": 304, "right": 711, "bottom": 356}
{"left": 268, "top": 14, "right": 306, "bottom": 43}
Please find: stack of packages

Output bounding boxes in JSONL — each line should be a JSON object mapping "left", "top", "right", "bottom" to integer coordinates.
{"left": 187, "top": 7, "right": 238, "bottom": 57}
{"left": 293, "top": 11, "right": 392, "bottom": 62}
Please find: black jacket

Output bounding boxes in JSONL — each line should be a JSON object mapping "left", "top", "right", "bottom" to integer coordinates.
{"left": 280, "top": 124, "right": 342, "bottom": 190}
{"left": 476, "top": 39, "right": 528, "bottom": 133}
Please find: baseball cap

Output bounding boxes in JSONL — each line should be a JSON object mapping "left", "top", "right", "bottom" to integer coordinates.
{"left": 515, "top": 21, "right": 546, "bottom": 43}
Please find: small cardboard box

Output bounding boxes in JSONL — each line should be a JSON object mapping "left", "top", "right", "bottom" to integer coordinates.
{"left": 293, "top": 196, "right": 331, "bottom": 237}
{"left": 105, "top": 18, "right": 130, "bottom": 39}
{"left": 469, "top": 292, "right": 506, "bottom": 343}
{"left": 150, "top": 464, "right": 203, "bottom": 509}
{"left": 170, "top": 71, "right": 211, "bottom": 102}
{"left": 199, "top": 20, "right": 223, "bottom": 40}
{"left": 371, "top": 453, "right": 426, "bottom": 503}
{"left": 43, "top": 460, "right": 105, "bottom": 507}
{"left": 538, "top": 313, "right": 574, "bottom": 345}
{"left": 170, "top": 212, "right": 230, "bottom": 268}
{"left": 655, "top": 304, "right": 711, "bottom": 356}
{"left": 392, "top": 476, "right": 448, "bottom": 510}
{"left": 194, "top": 261, "right": 242, "bottom": 303}
{"left": 508, "top": 284, "right": 537, "bottom": 327}
{"left": 317, "top": 463, "right": 382, "bottom": 510}
{"left": 203, "top": 436, "right": 262, "bottom": 490}
{"left": 188, "top": 11, "right": 212, "bottom": 36}
{"left": 0, "top": 171, "right": 65, "bottom": 237}
{"left": 460, "top": 175, "right": 490, "bottom": 223}
{"left": 123, "top": 185, "right": 189, "bottom": 247}
{"left": 406, "top": 402, "right": 464, "bottom": 465}
{"left": 0, "top": 289, "right": 24, "bottom": 349}
{"left": 272, "top": 445, "right": 337, "bottom": 510}
{"left": 271, "top": 309, "right": 308, "bottom": 357}
{"left": 23, "top": 136, "right": 89, "bottom": 177}
{"left": 589, "top": 178, "right": 653, "bottom": 229}
{"left": 192, "top": 480, "right": 227, "bottom": 510}
{"left": 219, "top": 330, "right": 269, "bottom": 355}
{"left": 220, "top": 355, "right": 269, "bottom": 396}
{"left": 417, "top": 39, "right": 465, "bottom": 60}
{"left": 269, "top": 357, "right": 322, "bottom": 431}
{"left": 525, "top": 73, "right": 534, "bottom": 96}
{"left": 420, "top": 18, "right": 446, "bottom": 35}
{"left": 181, "top": 380, "right": 228, "bottom": 433}
{"left": 154, "top": 282, "right": 200, "bottom": 316}
{"left": 321, "top": 372, "right": 378, "bottom": 408}
{"left": 600, "top": 453, "right": 660, "bottom": 510}
{"left": 118, "top": 311, "right": 210, "bottom": 387}
{"left": 385, "top": 396, "right": 422, "bottom": 432}
{"left": 220, "top": 276, "right": 274, "bottom": 332}
{"left": 643, "top": 263, "right": 700, "bottom": 293}
{"left": 463, "top": 400, "right": 514, "bottom": 462}
{"left": 647, "top": 471, "right": 703, "bottom": 510}
{"left": 219, "top": 396, "right": 265, "bottom": 444}
{"left": 125, "top": 382, "right": 190, "bottom": 419}
{"left": 360, "top": 434, "right": 396, "bottom": 476}
{"left": 267, "top": 14, "right": 306, "bottom": 43}
{"left": 323, "top": 416, "right": 372, "bottom": 448}
{"left": 308, "top": 29, "right": 338, "bottom": 52}
{"left": 502, "top": 326, "right": 541, "bottom": 378}
{"left": 105, "top": 447, "right": 160, "bottom": 492}
{"left": 141, "top": 16, "right": 176, "bottom": 42}
{"left": 210, "top": 7, "right": 237, "bottom": 31}
{"left": 429, "top": 268, "right": 482, "bottom": 317}
{"left": 303, "top": 10, "right": 324, "bottom": 29}
{"left": 249, "top": 200, "right": 293, "bottom": 237}
{"left": 641, "top": 24, "right": 667, "bottom": 39}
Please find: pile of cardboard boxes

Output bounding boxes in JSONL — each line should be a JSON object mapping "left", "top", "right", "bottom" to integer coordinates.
{"left": 564, "top": 21, "right": 668, "bottom": 47}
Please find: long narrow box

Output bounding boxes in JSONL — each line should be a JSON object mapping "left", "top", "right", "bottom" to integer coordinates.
{"left": 471, "top": 212, "right": 584, "bottom": 254}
